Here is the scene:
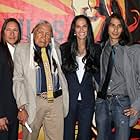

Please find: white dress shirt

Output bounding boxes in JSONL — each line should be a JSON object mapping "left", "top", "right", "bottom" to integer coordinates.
{"left": 76, "top": 55, "right": 85, "bottom": 100}
{"left": 7, "top": 42, "right": 15, "bottom": 60}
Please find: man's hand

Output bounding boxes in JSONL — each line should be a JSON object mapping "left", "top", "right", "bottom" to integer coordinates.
{"left": 18, "top": 108, "right": 29, "bottom": 125}
{"left": 0, "top": 117, "right": 8, "bottom": 131}
{"left": 124, "top": 107, "right": 138, "bottom": 116}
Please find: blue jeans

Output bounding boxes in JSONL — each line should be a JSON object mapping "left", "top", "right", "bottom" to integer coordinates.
{"left": 95, "top": 96, "right": 130, "bottom": 140}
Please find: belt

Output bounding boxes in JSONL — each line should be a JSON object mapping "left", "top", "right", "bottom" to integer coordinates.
{"left": 106, "top": 94, "right": 128, "bottom": 99}
{"left": 36, "top": 89, "right": 62, "bottom": 99}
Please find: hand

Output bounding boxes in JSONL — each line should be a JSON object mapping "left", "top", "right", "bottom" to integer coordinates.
{"left": 124, "top": 107, "right": 138, "bottom": 116}
{"left": 18, "top": 108, "right": 29, "bottom": 125}
{"left": 0, "top": 117, "right": 8, "bottom": 131}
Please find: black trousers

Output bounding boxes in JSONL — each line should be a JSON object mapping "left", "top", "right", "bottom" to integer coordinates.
{"left": 64, "top": 101, "right": 94, "bottom": 140}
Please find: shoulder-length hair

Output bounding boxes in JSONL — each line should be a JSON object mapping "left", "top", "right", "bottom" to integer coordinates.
{"left": 61, "top": 15, "right": 101, "bottom": 73}
{"left": 1, "top": 18, "right": 21, "bottom": 45}
{"left": 0, "top": 18, "right": 21, "bottom": 74}
{"left": 101, "top": 13, "right": 132, "bottom": 46}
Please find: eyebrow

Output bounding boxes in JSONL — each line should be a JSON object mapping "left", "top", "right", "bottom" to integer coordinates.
{"left": 110, "top": 22, "right": 122, "bottom": 25}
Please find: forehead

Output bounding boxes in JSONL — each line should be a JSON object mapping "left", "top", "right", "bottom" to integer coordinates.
{"left": 110, "top": 17, "right": 121, "bottom": 25}
{"left": 35, "top": 23, "right": 52, "bottom": 32}
{"left": 5, "top": 21, "right": 18, "bottom": 28}
{"left": 76, "top": 18, "right": 87, "bottom": 25}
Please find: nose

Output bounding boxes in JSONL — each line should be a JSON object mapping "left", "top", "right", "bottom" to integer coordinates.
{"left": 42, "top": 32, "right": 50, "bottom": 39}
{"left": 79, "top": 27, "right": 84, "bottom": 32}
{"left": 9, "top": 30, "right": 15, "bottom": 35}
{"left": 41, "top": 33, "right": 46, "bottom": 39}
{"left": 113, "top": 25, "right": 121, "bottom": 32}
{"left": 114, "top": 28, "right": 118, "bottom": 33}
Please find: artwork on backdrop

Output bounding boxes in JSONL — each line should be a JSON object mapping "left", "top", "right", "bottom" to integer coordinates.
{"left": 0, "top": 0, "right": 140, "bottom": 139}
{"left": 0, "top": 0, "right": 140, "bottom": 43}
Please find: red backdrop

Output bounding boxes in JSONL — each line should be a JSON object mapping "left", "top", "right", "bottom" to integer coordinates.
{"left": 0, "top": 0, "right": 140, "bottom": 139}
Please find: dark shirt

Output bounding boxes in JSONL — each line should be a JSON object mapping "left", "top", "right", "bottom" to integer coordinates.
{"left": 101, "top": 41, "right": 127, "bottom": 96}
{"left": 34, "top": 44, "right": 60, "bottom": 93}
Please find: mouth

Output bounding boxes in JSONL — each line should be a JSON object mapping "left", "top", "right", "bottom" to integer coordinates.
{"left": 9, "top": 38, "right": 16, "bottom": 40}
{"left": 79, "top": 32, "right": 86, "bottom": 36}
{"left": 112, "top": 33, "right": 120, "bottom": 36}
{"left": 39, "top": 41, "right": 46, "bottom": 44}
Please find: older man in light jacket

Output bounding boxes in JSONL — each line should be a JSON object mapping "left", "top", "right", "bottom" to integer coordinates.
{"left": 13, "top": 20, "right": 69, "bottom": 140}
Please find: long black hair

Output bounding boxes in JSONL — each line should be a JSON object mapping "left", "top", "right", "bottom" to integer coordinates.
{"left": 1, "top": 18, "right": 21, "bottom": 45}
{"left": 100, "top": 13, "right": 132, "bottom": 46}
{"left": 61, "top": 15, "right": 101, "bottom": 73}
{"left": 0, "top": 18, "right": 21, "bottom": 74}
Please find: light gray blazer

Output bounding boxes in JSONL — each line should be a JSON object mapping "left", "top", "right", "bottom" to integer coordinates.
{"left": 13, "top": 42, "right": 69, "bottom": 124}
{"left": 124, "top": 44, "right": 140, "bottom": 126}
{"left": 100, "top": 43, "right": 140, "bottom": 127}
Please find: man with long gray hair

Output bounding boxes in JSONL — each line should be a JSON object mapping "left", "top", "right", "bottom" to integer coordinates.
{"left": 13, "top": 20, "right": 69, "bottom": 140}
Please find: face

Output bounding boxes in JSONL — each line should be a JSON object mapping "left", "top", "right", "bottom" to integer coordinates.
{"left": 75, "top": 18, "right": 88, "bottom": 41}
{"left": 4, "top": 21, "right": 19, "bottom": 46}
{"left": 34, "top": 23, "right": 52, "bottom": 48}
{"left": 108, "top": 17, "right": 123, "bottom": 43}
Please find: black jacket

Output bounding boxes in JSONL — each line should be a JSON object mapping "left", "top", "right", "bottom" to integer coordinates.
{"left": 0, "top": 45, "right": 18, "bottom": 123}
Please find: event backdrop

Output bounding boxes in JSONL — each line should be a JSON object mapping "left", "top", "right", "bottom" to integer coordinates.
{"left": 0, "top": 0, "right": 140, "bottom": 43}
{"left": 0, "top": 0, "right": 140, "bottom": 140}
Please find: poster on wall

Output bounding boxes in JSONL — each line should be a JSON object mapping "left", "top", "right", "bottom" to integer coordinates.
{"left": 0, "top": 0, "right": 140, "bottom": 140}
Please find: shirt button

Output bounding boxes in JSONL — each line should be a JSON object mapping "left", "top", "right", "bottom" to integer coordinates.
{"left": 108, "top": 86, "right": 111, "bottom": 90}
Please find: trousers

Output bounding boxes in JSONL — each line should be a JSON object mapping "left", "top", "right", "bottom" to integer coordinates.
{"left": 95, "top": 95, "right": 130, "bottom": 140}
{"left": 22, "top": 95, "right": 63, "bottom": 140}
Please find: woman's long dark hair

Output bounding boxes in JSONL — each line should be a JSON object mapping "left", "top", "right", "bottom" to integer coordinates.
{"left": 61, "top": 15, "right": 101, "bottom": 73}
{"left": 100, "top": 13, "right": 132, "bottom": 46}
{"left": 0, "top": 18, "right": 21, "bottom": 74}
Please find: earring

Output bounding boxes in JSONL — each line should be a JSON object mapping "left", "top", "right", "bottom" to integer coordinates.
{"left": 74, "top": 33, "right": 76, "bottom": 36}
